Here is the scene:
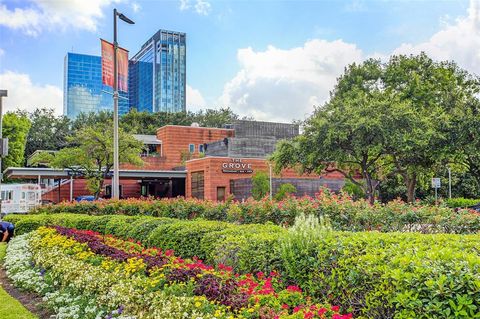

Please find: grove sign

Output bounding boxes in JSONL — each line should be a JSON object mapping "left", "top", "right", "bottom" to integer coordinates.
{"left": 221, "top": 158, "right": 253, "bottom": 174}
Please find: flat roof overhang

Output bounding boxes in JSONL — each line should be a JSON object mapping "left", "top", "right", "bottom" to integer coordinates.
{"left": 4, "top": 167, "right": 187, "bottom": 179}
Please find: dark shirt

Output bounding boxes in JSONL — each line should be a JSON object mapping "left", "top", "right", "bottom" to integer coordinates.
{"left": 0, "top": 222, "right": 14, "bottom": 232}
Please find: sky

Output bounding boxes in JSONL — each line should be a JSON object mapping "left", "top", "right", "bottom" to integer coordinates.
{"left": 0, "top": 0, "right": 478, "bottom": 122}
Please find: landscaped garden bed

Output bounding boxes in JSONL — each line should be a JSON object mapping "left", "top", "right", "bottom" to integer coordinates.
{"left": 4, "top": 226, "right": 350, "bottom": 319}
{"left": 31, "top": 190, "right": 480, "bottom": 234}
{"left": 4, "top": 212, "right": 480, "bottom": 318}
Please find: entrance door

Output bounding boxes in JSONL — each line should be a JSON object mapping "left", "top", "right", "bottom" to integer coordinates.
{"left": 217, "top": 186, "right": 226, "bottom": 201}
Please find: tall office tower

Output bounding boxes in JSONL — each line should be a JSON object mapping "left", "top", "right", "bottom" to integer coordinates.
{"left": 129, "top": 30, "right": 186, "bottom": 113}
{"left": 64, "top": 53, "right": 129, "bottom": 119}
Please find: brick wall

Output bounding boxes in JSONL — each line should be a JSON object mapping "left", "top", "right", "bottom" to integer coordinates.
{"left": 156, "top": 125, "right": 234, "bottom": 169}
{"left": 185, "top": 157, "right": 344, "bottom": 201}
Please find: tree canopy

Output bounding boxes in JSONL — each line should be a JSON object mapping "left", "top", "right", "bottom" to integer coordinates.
{"left": 30, "top": 122, "right": 143, "bottom": 198}
{"left": 272, "top": 53, "right": 480, "bottom": 202}
{"left": 2, "top": 111, "right": 31, "bottom": 171}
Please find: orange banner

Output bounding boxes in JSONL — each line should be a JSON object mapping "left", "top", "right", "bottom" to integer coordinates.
{"left": 101, "top": 39, "right": 114, "bottom": 88}
{"left": 117, "top": 47, "right": 129, "bottom": 92}
{"left": 101, "top": 39, "right": 129, "bottom": 92}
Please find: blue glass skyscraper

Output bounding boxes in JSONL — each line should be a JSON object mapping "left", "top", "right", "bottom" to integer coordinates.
{"left": 129, "top": 30, "right": 186, "bottom": 113}
{"left": 64, "top": 53, "right": 129, "bottom": 119}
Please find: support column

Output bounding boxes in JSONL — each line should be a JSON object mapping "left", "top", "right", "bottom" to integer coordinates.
{"left": 70, "top": 176, "right": 74, "bottom": 202}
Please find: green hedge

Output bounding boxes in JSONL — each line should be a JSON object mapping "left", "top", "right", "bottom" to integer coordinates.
{"left": 445, "top": 197, "right": 480, "bottom": 208}
{"left": 30, "top": 192, "right": 480, "bottom": 234}
{"left": 5, "top": 213, "right": 480, "bottom": 318}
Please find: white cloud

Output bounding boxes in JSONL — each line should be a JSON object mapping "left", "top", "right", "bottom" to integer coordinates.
{"left": 179, "top": 0, "right": 211, "bottom": 15}
{"left": 0, "top": 48, "right": 4, "bottom": 57}
{"left": 186, "top": 85, "right": 207, "bottom": 112}
{"left": 131, "top": 2, "right": 141, "bottom": 13}
{"left": 219, "top": 40, "right": 363, "bottom": 122}
{"left": 393, "top": 0, "right": 480, "bottom": 73}
{"left": 0, "top": 71, "right": 63, "bottom": 114}
{"left": 194, "top": 0, "right": 211, "bottom": 15}
{"left": 220, "top": 0, "right": 480, "bottom": 122}
{"left": 0, "top": 0, "right": 122, "bottom": 36}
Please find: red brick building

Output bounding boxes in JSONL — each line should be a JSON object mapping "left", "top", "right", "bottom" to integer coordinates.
{"left": 5, "top": 121, "right": 344, "bottom": 202}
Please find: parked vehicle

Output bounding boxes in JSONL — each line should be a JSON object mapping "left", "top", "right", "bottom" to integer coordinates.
{"left": 75, "top": 195, "right": 96, "bottom": 202}
{"left": 1, "top": 184, "right": 42, "bottom": 215}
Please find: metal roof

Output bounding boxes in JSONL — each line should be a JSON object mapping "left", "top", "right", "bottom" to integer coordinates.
{"left": 4, "top": 167, "right": 185, "bottom": 179}
{"left": 133, "top": 134, "right": 162, "bottom": 145}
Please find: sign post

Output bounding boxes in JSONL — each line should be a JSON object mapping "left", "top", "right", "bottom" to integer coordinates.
{"left": 431, "top": 178, "right": 441, "bottom": 205}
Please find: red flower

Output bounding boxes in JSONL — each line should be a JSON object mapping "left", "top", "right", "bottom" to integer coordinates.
{"left": 331, "top": 306, "right": 340, "bottom": 312}
{"left": 287, "top": 285, "right": 303, "bottom": 293}
{"left": 317, "top": 308, "right": 327, "bottom": 315}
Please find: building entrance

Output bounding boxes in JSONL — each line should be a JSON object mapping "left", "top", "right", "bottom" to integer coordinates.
{"left": 140, "top": 178, "right": 185, "bottom": 198}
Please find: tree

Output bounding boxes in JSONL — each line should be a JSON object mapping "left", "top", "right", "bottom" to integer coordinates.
{"left": 251, "top": 171, "right": 270, "bottom": 200}
{"left": 271, "top": 60, "right": 388, "bottom": 204}
{"left": 24, "top": 108, "right": 71, "bottom": 159}
{"left": 273, "top": 53, "right": 480, "bottom": 203}
{"left": 2, "top": 112, "right": 31, "bottom": 171}
{"left": 31, "top": 122, "right": 143, "bottom": 199}
{"left": 382, "top": 53, "right": 480, "bottom": 202}
{"left": 274, "top": 183, "right": 297, "bottom": 201}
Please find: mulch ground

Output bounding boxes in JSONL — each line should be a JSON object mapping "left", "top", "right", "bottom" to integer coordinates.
{"left": 0, "top": 265, "right": 52, "bottom": 319}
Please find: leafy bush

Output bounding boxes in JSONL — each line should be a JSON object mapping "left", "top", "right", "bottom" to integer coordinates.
{"left": 4, "top": 213, "right": 480, "bottom": 318}
{"left": 30, "top": 190, "right": 480, "bottom": 234}
{"left": 445, "top": 197, "right": 480, "bottom": 208}
{"left": 251, "top": 171, "right": 270, "bottom": 200}
{"left": 274, "top": 183, "right": 297, "bottom": 200}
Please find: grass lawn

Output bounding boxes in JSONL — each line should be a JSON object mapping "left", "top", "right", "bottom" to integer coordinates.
{"left": 0, "top": 243, "right": 38, "bottom": 319}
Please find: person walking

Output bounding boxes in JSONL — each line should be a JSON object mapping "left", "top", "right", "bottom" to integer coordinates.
{"left": 0, "top": 221, "right": 14, "bottom": 242}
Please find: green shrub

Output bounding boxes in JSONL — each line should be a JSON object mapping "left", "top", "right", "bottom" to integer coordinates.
{"left": 251, "top": 171, "right": 270, "bottom": 200}
{"left": 4, "top": 213, "right": 480, "bottom": 318}
{"left": 274, "top": 183, "right": 297, "bottom": 201}
{"left": 445, "top": 197, "right": 480, "bottom": 208}
{"left": 124, "top": 217, "right": 175, "bottom": 242}
{"left": 147, "top": 220, "right": 232, "bottom": 260}
{"left": 30, "top": 192, "right": 480, "bottom": 234}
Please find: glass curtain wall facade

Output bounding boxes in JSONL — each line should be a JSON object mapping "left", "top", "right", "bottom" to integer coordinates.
{"left": 64, "top": 53, "right": 129, "bottom": 119}
{"left": 129, "top": 30, "right": 186, "bottom": 113}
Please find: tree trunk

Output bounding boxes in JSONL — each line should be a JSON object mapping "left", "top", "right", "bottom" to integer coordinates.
{"left": 405, "top": 173, "right": 417, "bottom": 203}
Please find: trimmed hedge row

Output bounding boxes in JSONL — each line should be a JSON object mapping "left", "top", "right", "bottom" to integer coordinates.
{"left": 31, "top": 191, "right": 480, "bottom": 234}
{"left": 5, "top": 213, "right": 480, "bottom": 319}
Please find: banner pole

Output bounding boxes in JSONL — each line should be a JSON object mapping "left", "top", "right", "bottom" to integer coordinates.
{"left": 113, "top": 8, "right": 120, "bottom": 200}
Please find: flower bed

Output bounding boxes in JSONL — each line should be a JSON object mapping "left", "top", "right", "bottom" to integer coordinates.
{"left": 5, "top": 213, "right": 480, "bottom": 318}
{"left": 4, "top": 227, "right": 352, "bottom": 319}
{"left": 32, "top": 190, "right": 480, "bottom": 234}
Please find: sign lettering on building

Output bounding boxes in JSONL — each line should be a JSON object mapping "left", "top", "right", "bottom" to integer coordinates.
{"left": 221, "top": 158, "right": 253, "bottom": 173}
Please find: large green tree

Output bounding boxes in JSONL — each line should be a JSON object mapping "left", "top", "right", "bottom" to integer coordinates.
{"left": 24, "top": 108, "right": 71, "bottom": 159}
{"left": 2, "top": 111, "right": 31, "bottom": 171}
{"left": 382, "top": 54, "right": 479, "bottom": 201}
{"left": 271, "top": 60, "right": 389, "bottom": 204}
{"left": 31, "top": 122, "right": 143, "bottom": 198}
{"left": 272, "top": 53, "right": 480, "bottom": 202}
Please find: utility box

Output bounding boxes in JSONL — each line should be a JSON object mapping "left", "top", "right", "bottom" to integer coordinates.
{"left": 0, "top": 138, "right": 8, "bottom": 157}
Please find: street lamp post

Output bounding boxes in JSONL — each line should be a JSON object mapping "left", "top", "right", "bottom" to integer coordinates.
{"left": 112, "top": 9, "right": 134, "bottom": 200}
{"left": 0, "top": 90, "right": 7, "bottom": 216}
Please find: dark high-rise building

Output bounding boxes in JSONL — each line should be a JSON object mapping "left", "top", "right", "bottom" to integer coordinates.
{"left": 129, "top": 30, "right": 186, "bottom": 113}
{"left": 63, "top": 53, "right": 129, "bottom": 118}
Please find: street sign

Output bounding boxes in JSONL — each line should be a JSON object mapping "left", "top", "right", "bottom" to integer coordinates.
{"left": 431, "top": 178, "right": 441, "bottom": 188}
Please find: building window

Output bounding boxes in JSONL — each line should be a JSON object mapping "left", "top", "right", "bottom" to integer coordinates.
{"left": 189, "top": 144, "right": 195, "bottom": 153}
{"left": 191, "top": 171, "right": 204, "bottom": 199}
{"left": 199, "top": 144, "right": 204, "bottom": 153}
{"left": 1, "top": 191, "right": 13, "bottom": 201}
{"left": 105, "top": 185, "right": 123, "bottom": 199}
{"left": 217, "top": 187, "right": 226, "bottom": 202}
